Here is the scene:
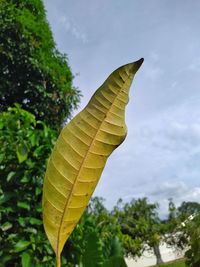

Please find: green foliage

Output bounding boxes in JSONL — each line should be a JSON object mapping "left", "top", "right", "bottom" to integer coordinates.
{"left": 87, "top": 197, "right": 123, "bottom": 259}
{"left": 0, "top": 0, "right": 80, "bottom": 129}
{"left": 21, "top": 252, "right": 31, "bottom": 267}
{"left": 177, "top": 201, "right": 200, "bottom": 221}
{"left": 103, "top": 237, "right": 128, "bottom": 267}
{"left": 80, "top": 225, "right": 128, "bottom": 267}
{"left": 0, "top": 105, "right": 57, "bottom": 266}
{"left": 184, "top": 215, "right": 200, "bottom": 267}
{"left": 109, "top": 236, "right": 124, "bottom": 258}
{"left": 165, "top": 200, "right": 200, "bottom": 267}
{"left": 82, "top": 231, "right": 104, "bottom": 267}
{"left": 113, "top": 198, "right": 162, "bottom": 258}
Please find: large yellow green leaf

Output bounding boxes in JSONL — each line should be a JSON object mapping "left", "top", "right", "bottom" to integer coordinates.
{"left": 42, "top": 58, "right": 144, "bottom": 266}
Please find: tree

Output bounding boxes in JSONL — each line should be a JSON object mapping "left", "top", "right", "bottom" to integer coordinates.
{"left": 0, "top": 105, "right": 57, "bottom": 266}
{"left": 164, "top": 200, "right": 200, "bottom": 267}
{"left": 185, "top": 214, "right": 200, "bottom": 267}
{"left": 177, "top": 201, "right": 200, "bottom": 220}
{"left": 0, "top": 0, "right": 80, "bottom": 129}
{"left": 113, "top": 198, "right": 164, "bottom": 265}
{"left": 166, "top": 201, "right": 200, "bottom": 249}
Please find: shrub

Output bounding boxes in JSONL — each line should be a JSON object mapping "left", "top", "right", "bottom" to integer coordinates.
{"left": 0, "top": 105, "right": 57, "bottom": 266}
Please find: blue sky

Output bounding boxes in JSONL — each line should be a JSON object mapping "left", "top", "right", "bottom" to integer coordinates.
{"left": 44, "top": 0, "right": 200, "bottom": 216}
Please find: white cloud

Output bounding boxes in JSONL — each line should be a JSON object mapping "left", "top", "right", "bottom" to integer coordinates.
{"left": 149, "top": 181, "right": 200, "bottom": 217}
{"left": 59, "top": 16, "right": 88, "bottom": 44}
{"left": 95, "top": 97, "right": 200, "bottom": 216}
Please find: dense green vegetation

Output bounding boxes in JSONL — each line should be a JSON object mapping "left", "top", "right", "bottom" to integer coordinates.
{"left": 0, "top": 105, "right": 57, "bottom": 266}
{"left": 0, "top": 0, "right": 80, "bottom": 129}
{"left": 165, "top": 201, "right": 200, "bottom": 267}
{"left": 0, "top": 0, "right": 199, "bottom": 267}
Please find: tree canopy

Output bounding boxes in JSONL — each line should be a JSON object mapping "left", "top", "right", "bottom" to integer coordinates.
{"left": 0, "top": 0, "right": 80, "bottom": 129}
{"left": 177, "top": 201, "right": 200, "bottom": 220}
{"left": 113, "top": 198, "right": 164, "bottom": 264}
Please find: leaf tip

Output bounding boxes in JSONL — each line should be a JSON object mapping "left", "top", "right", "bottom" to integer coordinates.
{"left": 131, "top": 58, "right": 144, "bottom": 73}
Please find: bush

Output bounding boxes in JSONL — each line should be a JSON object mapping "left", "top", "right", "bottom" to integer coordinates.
{"left": 0, "top": 105, "right": 57, "bottom": 266}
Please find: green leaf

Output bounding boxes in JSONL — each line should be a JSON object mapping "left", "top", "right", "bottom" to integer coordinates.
{"left": 29, "top": 133, "right": 38, "bottom": 147}
{"left": 17, "top": 201, "right": 30, "bottom": 210}
{"left": 35, "top": 187, "right": 41, "bottom": 196}
{"left": 30, "top": 217, "right": 42, "bottom": 225}
{"left": 1, "top": 222, "right": 13, "bottom": 231}
{"left": 33, "top": 145, "right": 45, "bottom": 158}
{"left": 44, "top": 244, "right": 53, "bottom": 255}
{"left": 0, "top": 192, "right": 15, "bottom": 204}
{"left": 20, "top": 175, "right": 29, "bottom": 183}
{"left": 18, "top": 217, "right": 26, "bottom": 227}
{"left": 14, "top": 240, "right": 30, "bottom": 252}
{"left": 6, "top": 171, "right": 15, "bottom": 182}
{"left": 109, "top": 237, "right": 124, "bottom": 257}
{"left": 82, "top": 231, "right": 104, "bottom": 267}
{"left": 16, "top": 143, "right": 28, "bottom": 163}
{"left": 21, "top": 252, "right": 31, "bottom": 267}
{"left": 25, "top": 227, "right": 37, "bottom": 234}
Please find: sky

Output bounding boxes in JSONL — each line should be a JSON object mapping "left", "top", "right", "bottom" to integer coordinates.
{"left": 43, "top": 0, "right": 200, "bottom": 216}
